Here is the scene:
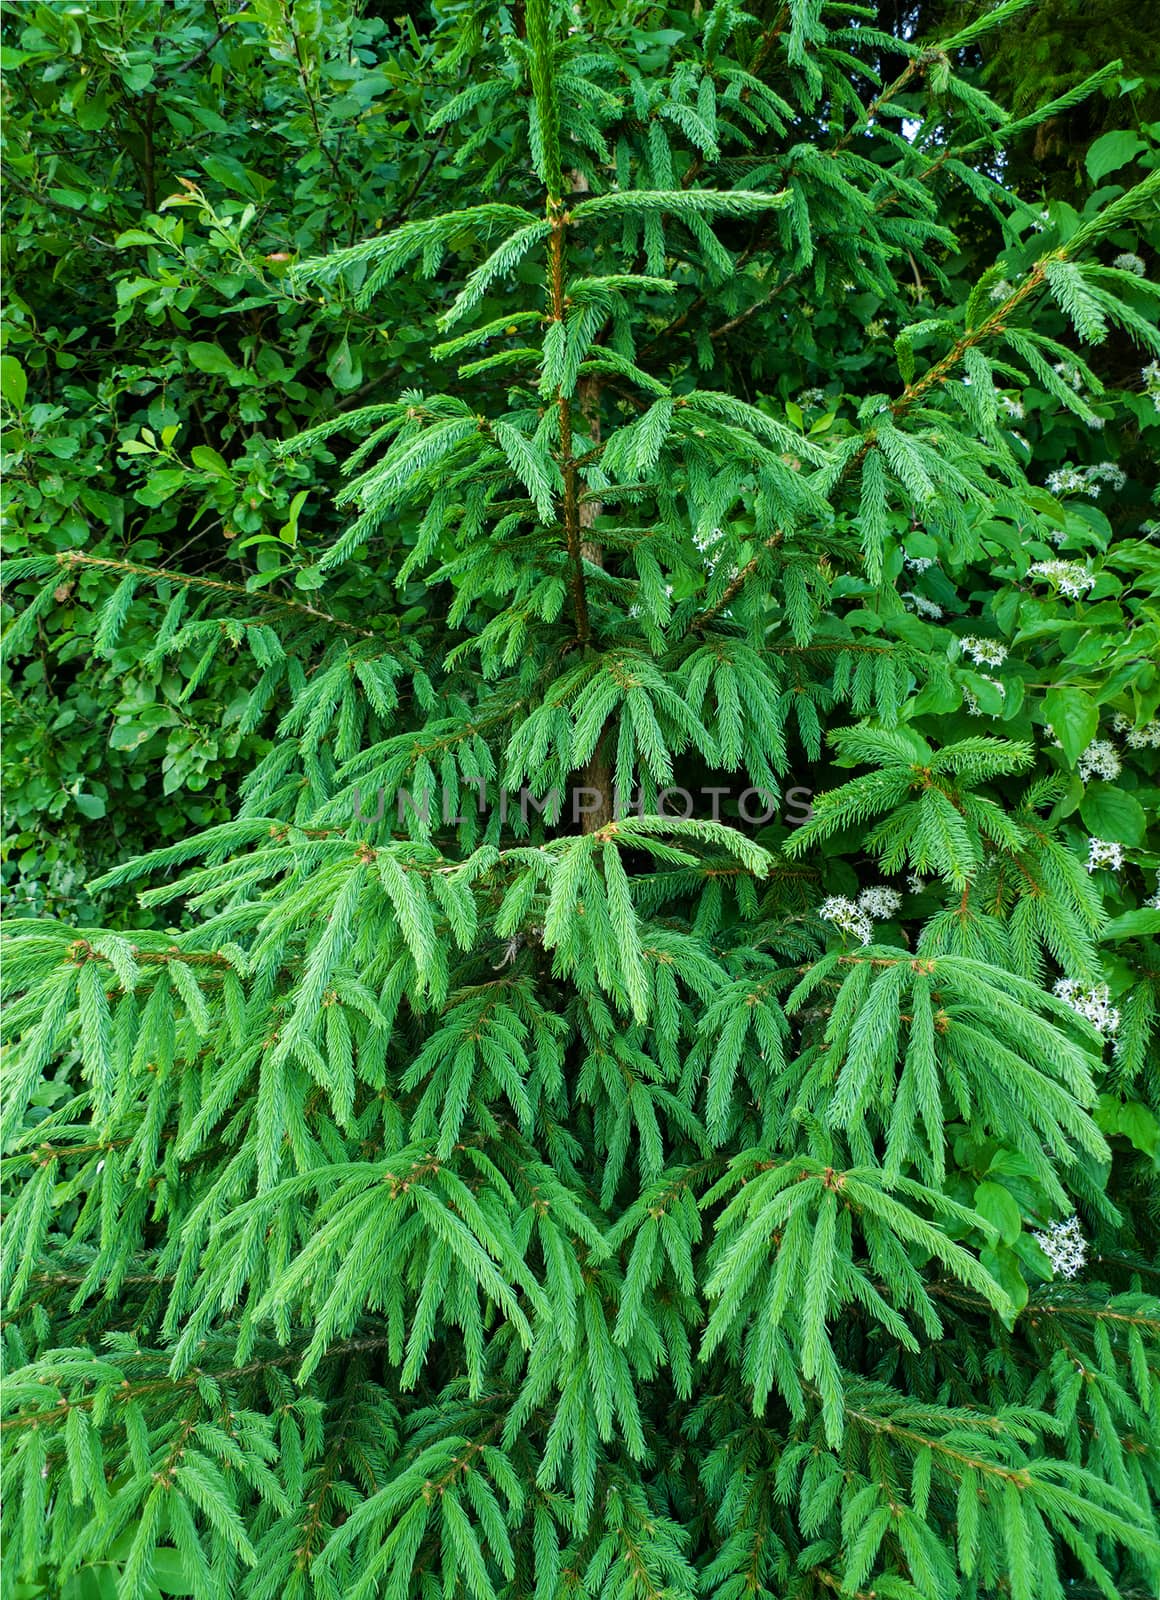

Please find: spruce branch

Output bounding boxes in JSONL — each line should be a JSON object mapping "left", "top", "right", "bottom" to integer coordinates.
{"left": 31, "top": 551, "right": 377, "bottom": 638}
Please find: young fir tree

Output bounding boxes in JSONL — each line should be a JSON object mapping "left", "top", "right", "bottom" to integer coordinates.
{"left": 3, "top": 3, "right": 1160, "bottom": 1598}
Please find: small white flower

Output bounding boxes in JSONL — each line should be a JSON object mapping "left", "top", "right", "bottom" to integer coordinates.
{"left": 903, "top": 591, "right": 943, "bottom": 619}
{"left": 1086, "top": 837, "right": 1123, "bottom": 873}
{"left": 819, "top": 895, "right": 874, "bottom": 944}
{"left": 798, "top": 387, "right": 826, "bottom": 408}
{"left": 1000, "top": 396, "right": 1024, "bottom": 421}
{"left": 1077, "top": 740, "right": 1121, "bottom": 783}
{"left": 1147, "top": 877, "right": 1160, "bottom": 911}
{"left": 1046, "top": 465, "right": 1087, "bottom": 497}
{"left": 1086, "top": 461, "right": 1126, "bottom": 492}
{"left": 903, "top": 554, "right": 934, "bottom": 573}
{"left": 1124, "top": 720, "right": 1160, "bottom": 749}
{"left": 858, "top": 886, "right": 903, "bottom": 920}
{"left": 1113, "top": 252, "right": 1146, "bottom": 276}
{"left": 959, "top": 635, "right": 1008, "bottom": 668}
{"left": 1052, "top": 360, "right": 1084, "bottom": 391}
{"left": 1028, "top": 560, "right": 1096, "bottom": 599}
{"left": 1034, "top": 1214, "right": 1087, "bottom": 1279}
{"left": 906, "top": 872, "right": 926, "bottom": 894}
{"left": 1142, "top": 362, "right": 1160, "bottom": 412}
{"left": 694, "top": 525, "right": 725, "bottom": 574}
{"left": 989, "top": 279, "right": 1012, "bottom": 302}
{"left": 1053, "top": 978, "right": 1121, "bottom": 1037}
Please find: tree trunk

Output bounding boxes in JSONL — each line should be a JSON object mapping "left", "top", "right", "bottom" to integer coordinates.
{"left": 576, "top": 373, "right": 613, "bottom": 832}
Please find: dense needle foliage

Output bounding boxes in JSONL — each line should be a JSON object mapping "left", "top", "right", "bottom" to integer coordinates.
{"left": 3, "top": 3, "right": 1160, "bottom": 1598}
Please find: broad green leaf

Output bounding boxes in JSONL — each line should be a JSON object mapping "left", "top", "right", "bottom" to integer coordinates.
{"left": 190, "top": 445, "right": 230, "bottom": 477}
{"left": 1, "top": 354, "right": 28, "bottom": 410}
{"left": 980, "top": 1242, "right": 1029, "bottom": 1319}
{"left": 1043, "top": 687, "right": 1098, "bottom": 766}
{"left": 1085, "top": 129, "right": 1145, "bottom": 182}
{"left": 1079, "top": 783, "right": 1147, "bottom": 845}
{"left": 1102, "top": 908, "right": 1160, "bottom": 940}
{"left": 186, "top": 342, "right": 237, "bottom": 375}
{"left": 974, "top": 1181, "right": 1021, "bottom": 1246}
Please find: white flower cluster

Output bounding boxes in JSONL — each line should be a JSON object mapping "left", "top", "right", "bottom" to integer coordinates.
{"left": 1077, "top": 739, "right": 1121, "bottom": 783}
{"left": 1078, "top": 711, "right": 1160, "bottom": 763}
{"left": 1053, "top": 979, "right": 1121, "bottom": 1037}
{"left": 819, "top": 885, "right": 902, "bottom": 943}
{"left": 903, "top": 554, "right": 934, "bottom": 573}
{"left": 798, "top": 387, "right": 826, "bottom": 408}
{"left": 999, "top": 396, "right": 1024, "bottom": 421}
{"left": 1046, "top": 461, "right": 1126, "bottom": 499}
{"left": 903, "top": 591, "right": 943, "bottom": 619}
{"left": 1147, "top": 878, "right": 1160, "bottom": 912}
{"left": 1034, "top": 1214, "right": 1087, "bottom": 1280}
{"left": 1053, "top": 360, "right": 1084, "bottom": 391}
{"left": 989, "top": 279, "right": 1012, "bottom": 302}
{"left": 1028, "top": 560, "right": 1096, "bottom": 598}
{"left": 1046, "top": 465, "right": 1087, "bottom": 496}
{"left": 1086, "top": 837, "right": 1123, "bottom": 873}
{"left": 907, "top": 872, "right": 927, "bottom": 894}
{"left": 858, "top": 885, "right": 903, "bottom": 919}
{"left": 1143, "top": 361, "right": 1160, "bottom": 414}
{"left": 959, "top": 635, "right": 1007, "bottom": 667}
{"left": 1113, "top": 252, "right": 1146, "bottom": 276}
{"left": 694, "top": 525, "right": 725, "bottom": 575}
{"left": 819, "top": 896, "right": 873, "bottom": 944}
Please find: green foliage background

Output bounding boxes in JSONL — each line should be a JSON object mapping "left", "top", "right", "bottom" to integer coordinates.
{"left": 2, "top": 2, "right": 1159, "bottom": 1599}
